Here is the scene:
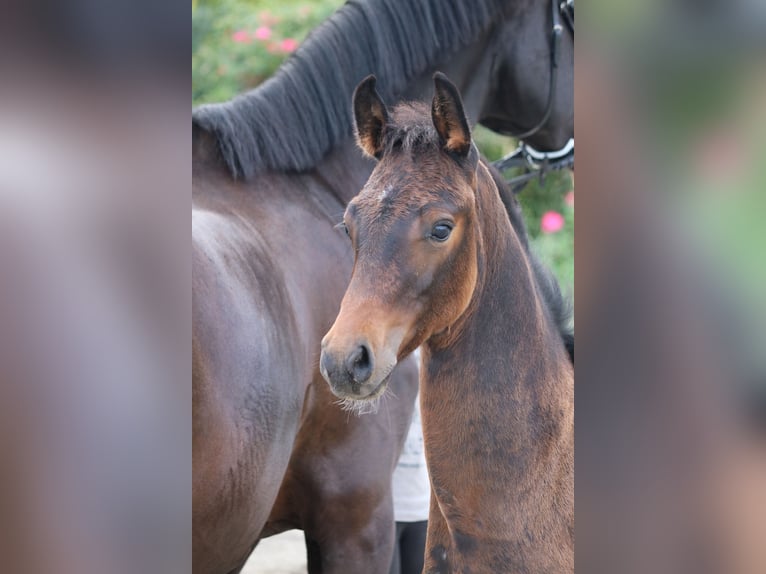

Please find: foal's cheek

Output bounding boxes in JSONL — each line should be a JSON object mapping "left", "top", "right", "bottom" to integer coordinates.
{"left": 410, "top": 264, "right": 436, "bottom": 295}
{"left": 409, "top": 234, "right": 458, "bottom": 292}
{"left": 443, "top": 240, "right": 478, "bottom": 321}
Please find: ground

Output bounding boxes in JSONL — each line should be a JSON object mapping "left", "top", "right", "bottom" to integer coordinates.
{"left": 243, "top": 530, "right": 307, "bottom": 574}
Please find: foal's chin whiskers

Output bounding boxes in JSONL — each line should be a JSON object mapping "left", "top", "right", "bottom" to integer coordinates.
{"left": 383, "top": 384, "right": 398, "bottom": 402}
{"left": 333, "top": 392, "right": 385, "bottom": 417}
{"left": 381, "top": 385, "right": 396, "bottom": 431}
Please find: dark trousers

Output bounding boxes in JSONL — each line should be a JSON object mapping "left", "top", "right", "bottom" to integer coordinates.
{"left": 389, "top": 520, "right": 428, "bottom": 574}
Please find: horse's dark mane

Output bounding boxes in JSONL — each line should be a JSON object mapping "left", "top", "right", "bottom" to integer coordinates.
{"left": 485, "top": 162, "right": 575, "bottom": 363}
{"left": 192, "top": 0, "right": 509, "bottom": 179}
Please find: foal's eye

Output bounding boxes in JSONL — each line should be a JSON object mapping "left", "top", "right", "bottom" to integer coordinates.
{"left": 336, "top": 222, "right": 350, "bottom": 238}
{"left": 430, "top": 222, "right": 453, "bottom": 242}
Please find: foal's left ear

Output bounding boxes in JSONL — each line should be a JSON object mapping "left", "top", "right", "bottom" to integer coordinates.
{"left": 431, "top": 72, "right": 472, "bottom": 157}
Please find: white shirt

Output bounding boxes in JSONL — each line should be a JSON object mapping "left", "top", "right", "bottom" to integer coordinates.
{"left": 391, "top": 394, "right": 431, "bottom": 522}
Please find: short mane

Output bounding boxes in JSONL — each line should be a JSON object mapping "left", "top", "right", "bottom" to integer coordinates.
{"left": 486, "top": 161, "right": 575, "bottom": 361}
{"left": 192, "top": 0, "right": 508, "bottom": 179}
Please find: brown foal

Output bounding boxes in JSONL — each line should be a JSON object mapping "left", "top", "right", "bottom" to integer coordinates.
{"left": 320, "top": 74, "right": 574, "bottom": 573}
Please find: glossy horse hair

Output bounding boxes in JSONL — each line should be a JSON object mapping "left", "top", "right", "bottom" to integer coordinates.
{"left": 192, "top": 0, "right": 511, "bottom": 179}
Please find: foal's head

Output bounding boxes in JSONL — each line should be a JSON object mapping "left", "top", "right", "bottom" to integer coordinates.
{"left": 321, "top": 73, "right": 483, "bottom": 401}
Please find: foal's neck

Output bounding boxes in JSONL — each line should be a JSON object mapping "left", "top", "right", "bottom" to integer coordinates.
{"left": 421, "top": 162, "right": 572, "bottom": 512}
{"left": 419, "top": 164, "right": 573, "bottom": 571}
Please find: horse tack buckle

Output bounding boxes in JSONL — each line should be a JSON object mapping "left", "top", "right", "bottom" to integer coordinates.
{"left": 492, "top": 139, "right": 574, "bottom": 194}
{"left": 561, "top": 0, "right": 574, "bottom": 33}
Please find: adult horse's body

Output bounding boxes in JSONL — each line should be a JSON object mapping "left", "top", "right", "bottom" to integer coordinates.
{"left": 321, "top": 74, "right": 574, "bottom": 572}
{"left": 192, "top": 1, "right": 573, "bottom": 572}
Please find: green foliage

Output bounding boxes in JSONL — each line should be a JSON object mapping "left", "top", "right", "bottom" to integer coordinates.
{"left": 192, "top": 0, "right": 344, "bottom": 105}
{"left": 192, "top": 0, "right": 573, "bottom": 300}
{"left": 518, "top": 173, "right": 574, "bottom": 296}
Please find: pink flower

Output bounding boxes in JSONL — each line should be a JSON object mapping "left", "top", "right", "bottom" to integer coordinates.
{"left": 254, "top": 26, "right": 271, "bottom": 41}
{"left": 541, "top": 211, "right": 565, "bottom": 234}
{"left": 231, "top": 30, "right": 251, "bottom": 44}
{"left": 564, "top": 191, "right": 574, "bottom": 207}
{"left": 279, "top": 38, "right": 299, "bottom": 53}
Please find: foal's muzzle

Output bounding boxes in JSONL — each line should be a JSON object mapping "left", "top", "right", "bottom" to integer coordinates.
{"left": 319, "top": 339, "right": 381, "bottom": 398}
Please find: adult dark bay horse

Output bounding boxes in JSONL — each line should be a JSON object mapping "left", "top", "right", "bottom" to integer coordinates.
{"left": 321, "top": 74, "right": 574, "bottom": 572}
{"left": 192, "top": 1, "right": 573, "bottom": 573}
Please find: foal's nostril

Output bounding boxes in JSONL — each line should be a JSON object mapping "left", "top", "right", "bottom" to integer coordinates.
{"left": 319, "top": 350, "right": 335, "bottom": 381}
{"left": 346, "top": 344, "right": 373, "bottom": 384}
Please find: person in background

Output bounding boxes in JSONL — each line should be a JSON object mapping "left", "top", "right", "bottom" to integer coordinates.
{"left": 389, "top": 363, "right": 430, "bottom": 574}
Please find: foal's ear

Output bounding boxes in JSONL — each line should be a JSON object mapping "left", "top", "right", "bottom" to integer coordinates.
{"left": 353, "top": 75, "right": 389, "bottom": 160}
{"left": 431, "top": 72, "right": 472, "bottom": 157}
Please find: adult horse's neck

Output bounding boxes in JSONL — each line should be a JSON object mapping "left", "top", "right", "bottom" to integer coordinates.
{"left": 401, "top": 34, "right": 496, "bottom": 124}
{"left": 193, "top": 0, "right": 508, "bottom": 181}
{"left": 421, "top": 162, "right": 573, "bottom": 570}
{"left": 193, "top": 20, "right": 497, "bottom": 204}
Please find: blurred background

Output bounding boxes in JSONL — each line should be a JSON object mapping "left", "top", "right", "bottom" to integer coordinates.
{"left": 192, "top": 0, "right": 574, "bottom": 299}
{"left": 576, "top": 2, "right": 766, "bottom": 573}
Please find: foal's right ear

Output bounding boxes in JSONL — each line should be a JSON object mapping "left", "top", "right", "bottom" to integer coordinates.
{"left": 353, "top": 75, "right": 389, "bottom": 160}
